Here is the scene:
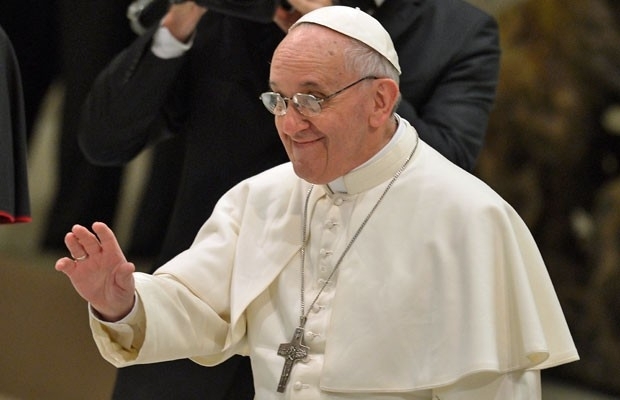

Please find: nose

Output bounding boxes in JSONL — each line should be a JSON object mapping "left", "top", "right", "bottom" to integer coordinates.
{"left": 279, "top": 101, "right": 309, "bottom": 134}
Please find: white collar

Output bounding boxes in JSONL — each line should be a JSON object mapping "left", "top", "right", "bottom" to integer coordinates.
{"left": 328, "top": 114, "right": 406, "bottom": 194}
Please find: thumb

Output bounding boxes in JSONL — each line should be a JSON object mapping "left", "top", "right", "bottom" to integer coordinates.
{"left": 114, "top": 262, "right": 137, "bottom": 292}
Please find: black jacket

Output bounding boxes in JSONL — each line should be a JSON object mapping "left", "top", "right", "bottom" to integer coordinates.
{"left": 372, "top": 0, "right": 500, "bottom": 170}
{"left": 81, "top": 14, "right": 289, "bottom": 265}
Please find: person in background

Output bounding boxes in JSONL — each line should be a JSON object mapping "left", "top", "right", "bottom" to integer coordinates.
{"left": 57, "top": 6, "right": 578, "bottom": 399}
{"left": 275, "top": 0, "right": 501, "bottom": 171}
{"left": 0, "top": 25, "right": 30, "bottom": 224}
{"left": 79, "top": 2, "right": 288, "bottom": 398}
{"left": 77, "top": 0, "right": 499, "bottom": 398}
{"left": 39, "top": 1, "right": 143, "bottom": 253}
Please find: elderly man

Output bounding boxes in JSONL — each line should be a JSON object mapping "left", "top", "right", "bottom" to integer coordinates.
{"left": 56, "top": 6, "right": 577, "bottom": 399}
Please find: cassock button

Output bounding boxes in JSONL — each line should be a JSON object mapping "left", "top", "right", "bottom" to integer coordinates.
{"left": 306, "top": 330, "right": 320, "bottom": 340}
{"left": 311, "top": 304, "right": 324, "bottom": 313}
{"left": 333, "top": 197, "right": 344, "bottom": 206}
{"left": 293, "top": 381, "right": 304, "bottom": 390}
{"left": 324, "top": 219, "right": 337, "bottom": 229}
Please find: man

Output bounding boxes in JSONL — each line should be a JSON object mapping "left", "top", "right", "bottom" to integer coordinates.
{"left": 275, "top": 0, "right": 500, "bottom": 170}
{"left": 57, "top": 6, "right": 577, "bottom": 398}
{"left": 77, "top": 0, "right": 499, "bottom": 397}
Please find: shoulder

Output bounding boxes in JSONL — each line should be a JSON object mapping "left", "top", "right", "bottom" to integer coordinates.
{"left": 380, "top": 0, "right": 498, "bottom": 66}
{"left": 433, "top": 0, "right": 496, "bottom": 24}
{"left": 411, "top": 140, "right": 512, "bottom": 213}
{"left": 431, "top": 0, "right": 498, "bottom": 49}
{"left": 221, "top": 163, "right": 298, "bottom": 205}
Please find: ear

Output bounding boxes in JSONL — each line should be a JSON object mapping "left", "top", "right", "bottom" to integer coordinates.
{"left": 368, "top": 78, "right": 400, "bottom": 128}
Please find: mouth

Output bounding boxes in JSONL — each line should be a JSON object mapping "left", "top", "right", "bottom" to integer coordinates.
{"left": 291, "top": 139, "right": 322, "bottom": 155}
{"left": 292, "top": 136, "right": 322, "bottom": 146}
{"left": 294, "top": 140, "right": 318, "bottom": 147}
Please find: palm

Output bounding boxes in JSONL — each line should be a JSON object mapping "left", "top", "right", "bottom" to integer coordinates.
{"left": 55, "top": 222, "right": 135, "bottom": 321}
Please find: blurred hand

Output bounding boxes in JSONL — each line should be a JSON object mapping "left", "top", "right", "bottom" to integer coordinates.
{"left": 162, "top": 1, "right": 208, "bottom": 42}
{"left": 273, "top": 0, "right": 333, "bottom": 32}
{"left": 55, "top": 222, "right": 136, "bottom": 322}
{"left": 285, "top": 0, "right": 333, "bottom": 15}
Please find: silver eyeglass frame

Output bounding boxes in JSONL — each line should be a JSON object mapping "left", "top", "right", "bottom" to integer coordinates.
{"left": 260, "top": 76, "right": 378, "bottom": 117}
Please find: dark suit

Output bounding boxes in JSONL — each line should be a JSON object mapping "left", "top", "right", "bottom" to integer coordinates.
{"left": 78, "top": 0, "right": 499, "bottom": 398}
{"left": 372, "top": 0, "right": 500, "bottom": 171}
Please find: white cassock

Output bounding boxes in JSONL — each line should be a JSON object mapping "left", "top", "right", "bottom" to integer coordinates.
{"left": 91, "top": 117, "right": 579, "bottom": 399}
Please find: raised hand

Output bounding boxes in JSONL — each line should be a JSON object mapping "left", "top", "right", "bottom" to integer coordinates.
{"left": 273, "top": 0, "right": 333, "bottom": 32}
{"left": 55, "top": 222, "right": 136, "bottom": 322}
{"left": 162, "top": 1, "right": 208, "bottom": 43}
{"left": 284, "top": 0, "right": 333, "bottom": 16}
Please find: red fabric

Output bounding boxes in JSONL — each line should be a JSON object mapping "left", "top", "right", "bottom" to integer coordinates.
{"left": 0, "top": 210, "right": 32, "bottom": 224}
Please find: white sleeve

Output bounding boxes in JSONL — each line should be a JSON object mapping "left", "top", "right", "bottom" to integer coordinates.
{"left": 431, "top": 370, "right": 541, "bottom": 400}
{"left": 151, "top": 25, "right": 194, "bottom": 59}
{"left": 89, "top": 293, "right": 146, "bottom": 354}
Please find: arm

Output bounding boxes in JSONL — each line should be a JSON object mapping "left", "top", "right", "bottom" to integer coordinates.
{"left": 58, "top": 182, "right": 251, "bottom": 366}
{"left": 272, "top": 0, "right": 332, "bottom": 31}
{"left": 55, "top": 218, "right": 233, "bottom": 367}
{"left": 78, "top": 2, "right": 206, "bottom": 166}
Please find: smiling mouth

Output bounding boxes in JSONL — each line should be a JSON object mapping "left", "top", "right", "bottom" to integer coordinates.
{"left": 293, "top": 136, "right": 322, "bottom": 145}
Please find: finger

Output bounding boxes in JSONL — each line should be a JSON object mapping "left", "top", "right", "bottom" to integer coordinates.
{"left": 71, "top": 224, "right": 103, "bottom": 258}
{"left": 115, "top": 262, "right": 137, "bottom": 290}
{"left": 55, "top": 256, "right": 77, "bottom": 273}
{"left": 91, "top": 222, "right": 124, "bottom": 257}
{"left": 64, "top": 231, "right": 88, "bottom": 260}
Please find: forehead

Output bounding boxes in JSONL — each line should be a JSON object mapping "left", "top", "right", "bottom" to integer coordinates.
{"left": 270, "top": 24, "right": 349, "bottom": 86}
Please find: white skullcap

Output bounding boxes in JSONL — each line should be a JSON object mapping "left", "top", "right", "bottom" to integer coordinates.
{"left": 290, "top": 5, "right": 401, "bottom": 75}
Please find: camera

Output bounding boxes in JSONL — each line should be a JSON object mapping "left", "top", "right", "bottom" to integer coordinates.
{"left": 128, "top": 0, "right": 286, "bottom": 34}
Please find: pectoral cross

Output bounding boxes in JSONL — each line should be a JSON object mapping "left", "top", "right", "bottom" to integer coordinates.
{"left": 277, "top": 327, "right": 309, "bottom": 393}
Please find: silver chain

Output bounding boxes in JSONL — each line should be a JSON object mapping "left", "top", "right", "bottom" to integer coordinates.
{"left": 298, "top": 133, "right": 419, "bottom": 327}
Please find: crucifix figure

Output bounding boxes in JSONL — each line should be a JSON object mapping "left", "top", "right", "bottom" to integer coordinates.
{"left": 277, "top": 326, "right": 309, "bottom": 393}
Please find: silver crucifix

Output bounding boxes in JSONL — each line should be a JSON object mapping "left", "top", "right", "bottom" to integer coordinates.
{"left": 276, "top": 327, "right": 309, "bottom": 393}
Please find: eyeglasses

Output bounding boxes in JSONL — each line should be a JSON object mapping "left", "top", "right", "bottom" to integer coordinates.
{"left": 260, "top": 76, "right": 377, "bottom": 117}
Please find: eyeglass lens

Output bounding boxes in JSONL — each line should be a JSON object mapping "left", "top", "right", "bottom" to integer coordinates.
{"left": 260, "top": 76, "right": 377, "bottom": 117}
{"left": 260, "top": 93, "right": 322, "bottom": 117}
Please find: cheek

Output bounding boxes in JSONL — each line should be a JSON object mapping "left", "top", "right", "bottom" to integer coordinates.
{"left": 275, "top": 119, "right": 287, "bottom": 143}
{"left": 277, "top": 132, "right": 291, "bottom": 153}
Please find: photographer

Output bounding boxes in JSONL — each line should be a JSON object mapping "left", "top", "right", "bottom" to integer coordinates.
{"left": 80, "top": 2, "right": 289, "bottom": 398}
{"left": 78, "top": 0, "right": 499, "bottom": 398}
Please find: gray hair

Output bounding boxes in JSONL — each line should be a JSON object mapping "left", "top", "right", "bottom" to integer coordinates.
{"left": 342, "top": 35, "right": 400, "bottom": 84}
{"left": 342, "top": 35, "right": 402, "bottom": 112}
{"left": 290, "top": 22, "right": 402, "bottom": 112}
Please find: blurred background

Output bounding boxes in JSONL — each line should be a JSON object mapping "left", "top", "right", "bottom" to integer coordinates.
{"left": 1, "top": 0, "right": 620, "bottom": 398}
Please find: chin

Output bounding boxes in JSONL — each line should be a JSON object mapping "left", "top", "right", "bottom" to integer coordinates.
{"left": 292, "top": 165, "right": 320, "bottom": 184}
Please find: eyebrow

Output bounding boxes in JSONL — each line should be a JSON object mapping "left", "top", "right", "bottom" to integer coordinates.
{"left": 268, "top": 80, "right": 326, "bottom": 93}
